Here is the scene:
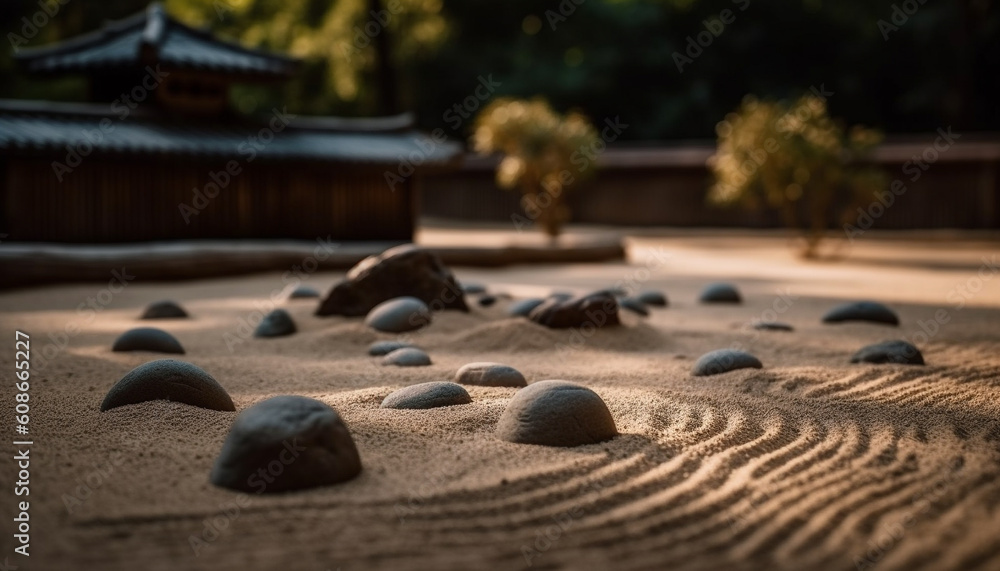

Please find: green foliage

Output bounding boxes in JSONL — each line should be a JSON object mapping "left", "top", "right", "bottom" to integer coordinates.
{"left": 472, "top": 98, "right": 598, "bottom": 238}
{"left": 708, "top": 95, "right": 887, "bottom": 257}
{"left": 0, "top": 0, "right": 996, "bottom": 136}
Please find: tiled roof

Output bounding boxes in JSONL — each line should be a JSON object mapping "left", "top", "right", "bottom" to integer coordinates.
{"left": 0, "top": 100, "right": 462, "bottom": 166}
{"left": 15, "top": 3, "right": 299, "bottom": 78}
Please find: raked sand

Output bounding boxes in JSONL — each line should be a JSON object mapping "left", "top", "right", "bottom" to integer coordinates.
{"left": 1, "top": 231, "right": 999, "bottom": 571}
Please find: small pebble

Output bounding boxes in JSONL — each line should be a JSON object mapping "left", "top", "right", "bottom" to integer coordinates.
{"left": 288, "top": 286, "right": 320, "bottom": 299}
{"left": 210, "top": 395, "right": 361, "bottom": 493}
{"left": 141, "top": 300, "right": 188, "bottom": 319}
{"left": 368, "top": 340, "right": 417, "bottom": 356}
{"left": 699, "top": 283, "right": 742, "bottom": 304}
{"left": 382, "top": 347, "right": 432, "bottom": 367}
{"left": 822, "top": 301, "right": 899, "bottom": 326}
{"left": 255, "top": 309, "right": 297, "bottom": 338}
{"left": 461, "top": 282, "right": 487, "bottom": 294}
{"left": 637, "top": 290, "right": 668, "bottom": 307}
{"left": 381, "top": 382, "right": 471, "bottom": 409}
{"left": 619, "top": 297, "right": 650, "bottom": 317}
{"left": 101, "top": 359, "right": 234, "bottom": 412}
{"left": 753, "top": 321, "right": 794, "bottom": 331}
{"left": 365, "top": 297, "right": 432, "bottom": 333}
{"left": 112, "top": 328, "right": 184, "bottom": 354}
{"left": 478, "top": 295, "right": 497, "bottom": 307}
{"left": 456, "top": 362, "right": 527, "bottom": 387}
{"left": 496, "top": 380, "right": 618, "bottom": 447}
{"left": 692, "top": 349, "right": 763, "bottom": 376}
{"left": 851, "top": 340, "right": 924, "bottom": 365}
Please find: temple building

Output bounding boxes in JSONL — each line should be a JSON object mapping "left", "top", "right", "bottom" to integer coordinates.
{"left": 0, "top": 3, "right": 459, "bottom": 243}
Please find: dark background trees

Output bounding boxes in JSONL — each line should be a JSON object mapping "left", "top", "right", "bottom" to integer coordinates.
{"left": 2, "top": 0, "right": 997, "bottom": 142}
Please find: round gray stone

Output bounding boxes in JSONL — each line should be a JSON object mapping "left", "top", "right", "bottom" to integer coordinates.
{"left": 365, "top": 296, "right": 432, "bottom": 333}
{"left": 141, "top": 300, "right": 189, "bottom": 319}
{"left": 382, "top": 347, "right": 432, "bottom": 367}
{"left": 692, "top": 349, "right": 763, "bottom": 376}
{"left": 637, "top": 290, "right": 668, "bottom": 307}
{"left": 255, "top": 309, "right": 297, "bottom": 338}
{"left": 497, "top": 380, "right": 618, "bottom": 447}
{"left": 368, "top": 340, "right": 417, "bottom": 356}
{"left": 288, "top": 286, "right": 320, "bottom": 299}
{"left": 381, "top": 382, "right": 471, "bottom": 409}
{"left": 456, "top": 362, "right": 527, "bottom": 387}
{"left": 507, "top": 298, "right": 546, "bottom": 317}
{"left": 822, "top": 301, "right": 899, "bottom": 326}
{"left": 851, "top": 340, "right": 924, "bottom": 365}
{"left": 461, "top": 282, "right": 487, "bottom": 294}
{"left": 699, "top": 283, "right": 742, "bottom": 304}
{"left": 112, "top": 327, "right": 185, "bottom": 354}
{"left": 753, "top": 321, "right": 794, "bottom": 332}
{"left": 210, "top": 395, "right": 362, "bottom": 493}
{"left": 101, "top": 359, "right": 234, "bottom": 412}
{"left": 619, "top": 297, "right": 650, "bottom": 317}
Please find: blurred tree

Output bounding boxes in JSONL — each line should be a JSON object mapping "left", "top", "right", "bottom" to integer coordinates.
{"left": 707, "top": 95, "right": 887, "bottom": 258}
{"left": 472, "top": 98, "right": 599, "bottom": 239}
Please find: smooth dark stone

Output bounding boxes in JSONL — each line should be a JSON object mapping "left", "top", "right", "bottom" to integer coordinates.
{"left": 210, "top": 396, "right": 361, "bottom": 493}
{"left": 112, "top": 327, "right": 184, "bottom": 354}
{"left": 822, "top": 301, "right": 899, "bottom": 326}
{"left": 455, "top": 362, "right": 527, "bottom": 387}
{"left": 381, "top": 382, "right": 471, "bottom": 409}
{"left": 316, "top": 245, "right": 468, "bottom": 317}
{"left": 496, "top": 380, "right": 618, "bottom": 447}
{"left": 478, "top": 295, "right": 497, "bottom": 307}
{"left": 288, "top": 286, "right": 320, "bottom": 299}
{"left": 753, "top": 321, "right": 794, "bottom": 331}
{"left": 382, "top": 347, "right": 432, "bottom": 367}
{"left": 692, "top": 349, "right": 763, "bottom": 376}
{"left": 699, "top": 283, "right": 742, "bottom": 304}
{"left": 619, "top": 297, "right": 650, "bottom": 317}
{"left": 255, "top": 309, "right": 297, "bottom": 338}
{"left": 141, "top": 300, "right": 189, "bottom": 319}
{"left": 461, "top": 282, "right": 487, "bottom": 294}
{"left": 637, "top": 290, "right": 668, "bottom": 307}
{"left": 101, "top": 359, "right": 234, "bottom": 412}
{"left": 364, "top": 297, "right": 432, "bottom": 333}
{"left": 851, "top": 340, "right": 924, "bottom": 365}
{"left": 528, "top": 292, "right": 620, "bottom": 329}
{"left": 507, "top": 298, "right": 546, "bottom": 317}
{"left": 368, "top": 340, "right": 417, "bottom": 356}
